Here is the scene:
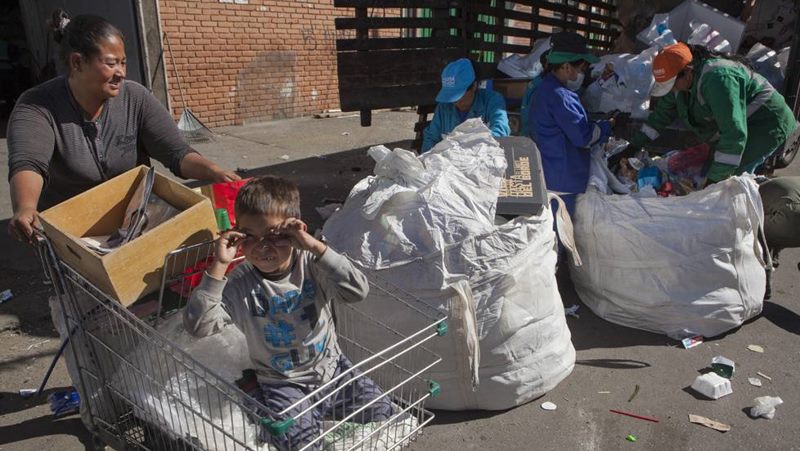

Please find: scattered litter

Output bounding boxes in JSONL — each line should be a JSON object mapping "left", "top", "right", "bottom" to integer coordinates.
{"left": 626, "top": 434, "right": 637, "bottom": 442}
{"left": 341, "top": 131, "right": 350, "bottom": 136}
{"left": 609, "top": 409, "right": 659, "bottom": 423}
{"left": 564, "top": 304, "right": 580, "bottom": 319}
{"left": 315, "top": 203, "right": 342, "bottom": 221}
{"left": 19, "top": 388, "right": 37, "bottom": 398}
{"left": 750, "top": 396, "right": 783, "bottom": 419}
{"left": 0, "top": 289, "right": 12, "bottom": 304}
{"left": 691, "top": 372, "right": 732, "bottom": 399}
{"left": 279, "top": 155, "right": 290, "bottom": 161}
{"left": 628, "top": 384, "right": 640, "bottom": 402}
{"left": 598, "top": 391, "right": 611, "bottom": 394}
{"left": 241, "top": 155, "right": 248, "bottom": 159}
{"left": 688, "top": 414, "right": 731, "bottom": 432}
{"left": 540, "top": 401, "right": 557, "bottom": 411}
{"left": 711, "top": 356, "right": 735, "bottom": 379}
{"left": 748, "top": 377, "right": 763, "bottom": 387}
{"left": 756, "top": 371, "right": 772, "bottom": 381}
{"left": 26, "top": 339, "right": 51, "bottom": 351}
{"left": 48, "top": 389, "right": 80, "bottom": 418}
{"left": 747, "top": 344, "right": 765, "bottom": 353}
{"left": 681, "top": 335, "right": 703, "bottom": 349}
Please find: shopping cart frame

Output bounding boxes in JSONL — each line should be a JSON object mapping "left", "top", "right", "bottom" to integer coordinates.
{"left": 37, "top": 233, "right": 446, "bottom": 451}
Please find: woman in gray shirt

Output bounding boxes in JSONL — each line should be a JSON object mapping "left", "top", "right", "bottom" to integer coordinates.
{"left": 7, "top": 11, "right": 239, "bottom": 242}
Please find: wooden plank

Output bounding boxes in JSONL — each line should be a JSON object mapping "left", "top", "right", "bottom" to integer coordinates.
{"left": 467, "top": 6, "right": 616, "bottom": 37}
{"left": 334, "top": 0, "right": 458, "bottom": 7}
{"left": 337, "top": 36, "right": 469, "bottom": 51}
{"left": 469, "top": 17, "right": 617, "bottom": 37}
{"left": 337, "top": 47, "right": 464, "bottom": 89}
{"left": 335, "top": 17, "right": 460, "bottom": 30}
{"left": 339, "top": 83, "right": 440, "bottom": 111}
{"left": 473, "top": 40, "right": 534, "bottom": 55}
{"left": 505, "top": 0, "right": 618, "bottom": 24}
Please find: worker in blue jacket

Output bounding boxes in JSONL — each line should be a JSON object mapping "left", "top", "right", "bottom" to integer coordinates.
{"left": 422, "top": 58, "right": 510, "bottom": 152}
{"left": 530, "top": 32, "right": 613, "bottom": 215}
{"left": 519, "top": 51, "right": 549, "bottom": 137}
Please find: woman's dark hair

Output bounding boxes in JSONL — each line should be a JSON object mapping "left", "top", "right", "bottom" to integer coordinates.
{"left": 686, "top": 43, "right": 753, "bottom": 69}
{"left": 49, "top": 9, "right": 124, "bottom": 70}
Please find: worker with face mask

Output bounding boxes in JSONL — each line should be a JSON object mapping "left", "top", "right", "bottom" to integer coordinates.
{"left": 421, "top": 58, "right": 510, "bottom": 152}
{"left": 530, "top": 32, "right": 613, "bottom": 215}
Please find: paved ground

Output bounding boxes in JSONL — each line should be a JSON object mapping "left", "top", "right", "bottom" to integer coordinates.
{"left": 1, "top": 110, "right": 799, "bottom": 451}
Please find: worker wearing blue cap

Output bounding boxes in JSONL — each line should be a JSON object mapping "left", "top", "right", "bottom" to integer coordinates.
{"left": 421, "top": 58, "right": 510, "bottom": 152}
{"left": 530, "top": 32, "right": 614, "bottom": 216}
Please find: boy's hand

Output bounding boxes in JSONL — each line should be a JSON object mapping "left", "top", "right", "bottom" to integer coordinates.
{"left": 276, "top": 218, "right": 327, "bottom": 258}
{"left": 209, "top": 230, "right": 245, "bottom": 279}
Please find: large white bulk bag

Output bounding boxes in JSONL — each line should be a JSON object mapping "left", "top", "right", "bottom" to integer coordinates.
{"left": 323, "top": 120, "right": 576, "bottom": 410}
{"left": 570, "top": 148, "right": 768, "bottom": 339}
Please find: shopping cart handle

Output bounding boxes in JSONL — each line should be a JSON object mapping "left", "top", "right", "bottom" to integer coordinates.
{"left": 261, "top": 417, "right": 295, "bottom": 437}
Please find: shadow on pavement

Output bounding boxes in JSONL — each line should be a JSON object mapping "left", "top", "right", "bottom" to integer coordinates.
{"left": 187, "top": 140, "right": 412, "bottom": 231}
{"left": 575, "top": 359, "right": 651, "bottom": 369}
{"left": 0, "top": 387, "right": 70, "bottom": 416}
{"left": 0, "top": 414, "right": 93, "bottom": 448}
{"left": 431, "top": 406, "right": 515, "bottom": 426}
{"left": 761, "top": 300, "right": 800, "bottom": 336}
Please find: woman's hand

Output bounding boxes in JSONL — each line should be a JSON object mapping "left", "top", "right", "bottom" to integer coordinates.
{"left": 211, "top": 168, "right": 241, "bottom": 183}
{"left": 179, "top": 152, "right": 241, "bottom": 183}
{"left": 8, "top": 207, "right": 40, "bottom": 244}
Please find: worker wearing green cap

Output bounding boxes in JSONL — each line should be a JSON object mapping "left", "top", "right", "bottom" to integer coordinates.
{"left": 530, "top": 32, "right": 613, "bottom": 216}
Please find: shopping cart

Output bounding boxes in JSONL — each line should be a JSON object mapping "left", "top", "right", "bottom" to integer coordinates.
{"left": 37, "top": 234, "right": 446, "bottom": 451}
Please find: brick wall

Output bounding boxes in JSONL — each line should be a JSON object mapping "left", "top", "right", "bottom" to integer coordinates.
{"left": 159, "top": 0, "right": 399, "bottom": 128}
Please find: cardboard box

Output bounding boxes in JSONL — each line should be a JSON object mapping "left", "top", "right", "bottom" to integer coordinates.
{"left": 492, "top": 78, "right": 531, "bottom": 101}
{"left": 40, "top": 166, "right": 217, "bottom": 306}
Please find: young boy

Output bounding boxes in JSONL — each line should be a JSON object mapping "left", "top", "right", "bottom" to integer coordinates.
{"left": 183, "top": 176, "right": 392, "bottom": 450}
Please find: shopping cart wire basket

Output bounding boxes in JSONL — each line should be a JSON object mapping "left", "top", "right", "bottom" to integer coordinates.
{"left": 37, "top": 235, "right": 446, "bottom": 451}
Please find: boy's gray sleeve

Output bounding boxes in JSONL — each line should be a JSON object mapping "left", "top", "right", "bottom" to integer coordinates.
{"left": 183, "top": 273, "right": 233, "bottom": 337}
{"left": 312, "top": 249, "right": 369, "bottom": 303}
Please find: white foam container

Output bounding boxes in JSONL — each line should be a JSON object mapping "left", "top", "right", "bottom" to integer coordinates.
{"left": 691, "top": 372, "right": 733, "bottom": 399}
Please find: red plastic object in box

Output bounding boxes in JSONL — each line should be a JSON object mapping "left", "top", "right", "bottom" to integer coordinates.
{"left": 210, "top": 179, "right": 251, "bottom": 227}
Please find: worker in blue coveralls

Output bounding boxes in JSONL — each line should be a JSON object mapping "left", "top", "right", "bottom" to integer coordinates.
{"left": 530, "top": 32, "right": 614, "bottom": 216}
{"left": 422, "top": 58, "right": 510, "bottom": 152}
{"left": 519, "top": 50, "right": 549, "bottom": 137}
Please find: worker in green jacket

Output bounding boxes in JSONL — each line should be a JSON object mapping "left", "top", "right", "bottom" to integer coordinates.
{"left": 630, "top": 42, "right": 798, "bottom": 183}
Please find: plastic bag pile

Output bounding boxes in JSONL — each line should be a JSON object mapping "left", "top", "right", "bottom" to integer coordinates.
{"left": 323, "top": 120, "right": 576, "bottom": 410}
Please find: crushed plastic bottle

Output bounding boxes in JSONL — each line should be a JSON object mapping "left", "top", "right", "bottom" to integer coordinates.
{"left": 48, "top": 389, "right": 80, "bottom": 418}
{"left": 750, "top": 396, "right": 783, "bottom": 419}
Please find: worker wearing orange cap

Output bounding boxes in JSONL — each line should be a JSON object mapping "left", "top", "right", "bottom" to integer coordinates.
{"left": 630, "top": 42, "right": 797, "bottom": 183}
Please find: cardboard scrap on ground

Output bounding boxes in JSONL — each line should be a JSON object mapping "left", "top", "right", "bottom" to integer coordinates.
{"left": 689, "top": 414, "right": 731, "bottom": 432}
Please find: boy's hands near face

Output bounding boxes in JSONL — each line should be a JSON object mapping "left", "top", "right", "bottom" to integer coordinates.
{"left": 209, "top": 230, "right": 245, "bottom": 279}
{"left": 276, "top": 218, "right": 327, "bottom": 258}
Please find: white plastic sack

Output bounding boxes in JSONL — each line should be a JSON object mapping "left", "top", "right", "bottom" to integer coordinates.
{"left": 570, "top": 155, "right": 767, "bottom": 339}
{"left": 637, "top": 0, "right": 746, "bottom": 53}
{"left": 584, "top": 47, "right": 657, "bottom": 119}
{"left": 323, "top": 120, "right": 576, "bottom": 410}
{"left": 636, "top": 13, "right": 678, "bottom": 49}
{"left": 497, "top": 37, "right": 550, "bottom": 79}
{"left": 687, "top": 21, "right": 732, "bottom": 53}
{"left": 746, "top": 43, "right": 789, "bottom": 91}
